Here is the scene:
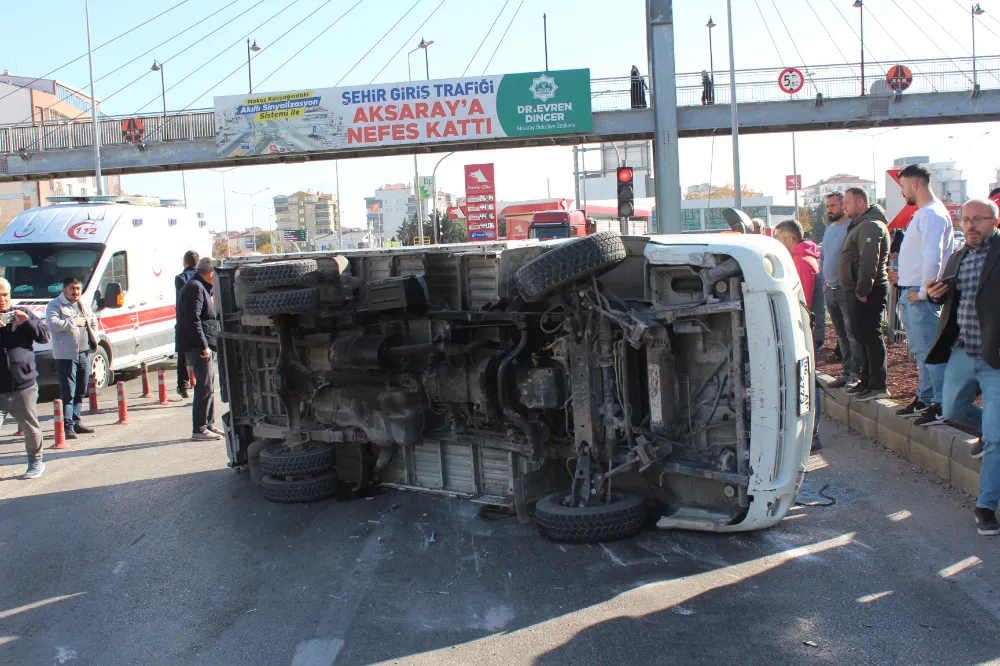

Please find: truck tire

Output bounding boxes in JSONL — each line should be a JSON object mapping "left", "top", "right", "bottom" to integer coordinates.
{"left": 515, "top": 231, "right": 627, "bottom": 302}
{"left": 261, "top": 471, "right": 338, "bottom": 504}
{"left": 535, "top": 491, "right": 646, "bottom": 543}
{"left": 241, "top": 287, "right": 320, "bottom": 315}
{"left": 236, "top": 259, "right": 319, "bottom": 290}
{"left": 259, "top": 442, "right": 335, "bottom": 477}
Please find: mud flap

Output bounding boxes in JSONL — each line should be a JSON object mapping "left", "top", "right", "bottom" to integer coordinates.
{"left": 513, "top": 462, "right": 557, "bottom": 523}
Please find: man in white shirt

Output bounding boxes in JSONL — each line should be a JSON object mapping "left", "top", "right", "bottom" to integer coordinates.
{"left": 889, "top": 164, "right": 955, "bottom": 425}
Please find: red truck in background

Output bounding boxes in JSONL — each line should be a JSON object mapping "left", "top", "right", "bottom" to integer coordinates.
{"left": 528, "top": 210, "right": 649, "bottom": 240}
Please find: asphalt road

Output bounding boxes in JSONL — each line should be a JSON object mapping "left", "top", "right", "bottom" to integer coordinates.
{"left": 1, "top": 368, "right": 998, "bottom": 665}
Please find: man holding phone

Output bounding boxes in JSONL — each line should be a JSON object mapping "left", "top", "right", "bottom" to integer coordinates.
{"left": 177, "top": 257, "right": 222, "bottom": 441}
{"left": 926, "top": 199, "right": 1000, "bottom": 536}
{"left": 0, "top": 278, "right": 50, "bottom": 478}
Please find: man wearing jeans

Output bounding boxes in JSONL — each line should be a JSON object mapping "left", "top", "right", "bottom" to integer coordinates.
{"left": 822, "top": 192, "right": 861, "bottom": 388}
{"left": 0, "top": 278, "right": 50, "bottom": 478}
{"left": 838, "top": 187, "right": 891, "bottom": 401}
{"left": 46, "top": 276, "right": 98, "bottom": 440}
{"left": 178, "top": 257, "right": 222, "bottom": 440}
{"left": 891, "top": 164, "right": 955, "bottom": 424}
{"left": 926, "top": 199, "right": 1000, "bottom": 536}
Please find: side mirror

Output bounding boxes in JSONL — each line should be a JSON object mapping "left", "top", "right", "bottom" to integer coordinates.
{"left": 103, "top": 282, "right": 124, "bottom": 309}
{"left": 721, "top": 208, "right": 752, "bottom": 234}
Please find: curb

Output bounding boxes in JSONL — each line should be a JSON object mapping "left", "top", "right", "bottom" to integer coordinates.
{"left": 817, "top": 372, "right": 981, "bottom": 496}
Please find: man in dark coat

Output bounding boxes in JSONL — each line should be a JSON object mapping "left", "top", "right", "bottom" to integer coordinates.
{"left": 0, "top": 278, "right": 50, "bottom": 478}
{"left": 177, "top": 257, "right": 221, "bottom": 440}
{"left": 630, "top": 65, "right": 647, "bottom": 109}
{"left": 925, "top": 199, "right": 1000, "bottom": 536}
{"left": 174, "top": 250, "right": 199, "bottom": 398}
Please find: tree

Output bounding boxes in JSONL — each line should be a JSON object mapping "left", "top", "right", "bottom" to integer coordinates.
{"left": 683, "top": 184, "right": 764, "bottom": 200}
{"left": 211, "top": 239, "right": 228, "bottom": 259}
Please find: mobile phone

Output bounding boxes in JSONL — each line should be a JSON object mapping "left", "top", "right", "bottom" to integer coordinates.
{"left": 0, "top": 311, "right": 16, "bottom": 326}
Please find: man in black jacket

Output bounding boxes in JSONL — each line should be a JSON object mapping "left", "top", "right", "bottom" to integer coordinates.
{"left": 925, "top": 199, "right": 1000, "bottom": 536}
{"left": 174, "top": 250, "right": 199, "bottom": 398}
{"left": 0, "top": 278, "right": 51, "bottom": 478}
{"left": 178, "top": 257, "right": 221, "bottom": 440}
{"left": 838, "top": 186, "right": 891, "bottom": 401}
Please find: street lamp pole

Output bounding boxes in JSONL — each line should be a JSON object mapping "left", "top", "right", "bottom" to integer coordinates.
{"left": 431, "top": 152, "right": 455, "bottom": 245}
{"left": 335, "top": 161, "right": 343, "bottom": 250}
{"left": 973, "top": 3, "right": 985, "bottom": 87}
{"left": 235, "top": 187, "right": 270, "bottom": 252}
{"left": 84, "top": 0, "right": 103, "bottom": 194}
{"left": 151, "top": 61, "right": 166, "bottom": 117}
{"left": 847, "top": 128, "right": 898, "bottom": 202}
{"left": 726, "top": 0, "right": 742, "bottom": 210}
{"left": 706, "top": 16, "right": 716, "bottom": 85}
{"left": 408, "top": 38, "right": 435, "bottom": 245}
{"left": 247, "top": 38, "right": 261, "bottom": 94}
{"left": 211, "top": 168, "right": 238, "bottom": 256}
{"left": 854, "top": 0, "right": 865, "bottom": 96}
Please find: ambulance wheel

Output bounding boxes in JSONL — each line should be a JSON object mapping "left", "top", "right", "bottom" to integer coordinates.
{"left": 236, "top": 259, "right": 319, "bottom": 290}
{"left": 89, "top": 347, "right": 111, "bottom": 390}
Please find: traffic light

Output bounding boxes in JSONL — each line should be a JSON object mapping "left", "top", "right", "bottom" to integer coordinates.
{"left": 617, "top": 166, "right": 634, "bottom": 218}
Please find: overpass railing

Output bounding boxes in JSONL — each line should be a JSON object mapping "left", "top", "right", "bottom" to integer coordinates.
{"left": 2, "top": 56, "right": 997, "bottom": 155}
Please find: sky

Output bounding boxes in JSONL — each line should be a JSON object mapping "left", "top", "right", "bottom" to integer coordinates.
{"left": 3, "top": 0, "right": 1000, "bottom": 231}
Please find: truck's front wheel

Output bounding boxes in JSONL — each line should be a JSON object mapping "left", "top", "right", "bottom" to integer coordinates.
{"left": 535, "top": 491, "right": 647, "bottom": 543}
{"left": 261, "top": 471, "right": 339, "bottom": 503}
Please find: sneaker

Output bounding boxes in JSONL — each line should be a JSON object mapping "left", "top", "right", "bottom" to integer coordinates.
{"left": 23, "top": 460, "right": 44, "bottom": 479}
{"left": 73, "top": 424, "right": 95, "bottom": 434}
{"left": 971, "top": 438, "right": 985, "bottom": 459}
{"left": 178, "top": 387, "right": 190, "bottom": 399}
{"left": 858, "top": 389, "right": 890, "bottom": 402}
{"left": 191, "top": 431, "right": 222, "bottom": 441}
{"left": 207, "top": 425, "right": 225, "bottom": 436}
{"left": 914, "top": 404, "right": 945, "bottom": 427}
{"left": 828, "top": 376, "right": 850, "bottom": 389}
{"left": 896, "top": 397, "right": 927, "bottom": 417}
{"left": 845, "top": 383, "right": 869, "bottom": 394}
{"left": 63, "top": 429, "right": 78, "bottom": 440}
{"left": 975, "top": 507, "right": 1000, "bottom": 536}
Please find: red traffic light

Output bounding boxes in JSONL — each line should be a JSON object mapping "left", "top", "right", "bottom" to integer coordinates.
{"left": 617, "top": 167, "right": 633, "bottom": 182}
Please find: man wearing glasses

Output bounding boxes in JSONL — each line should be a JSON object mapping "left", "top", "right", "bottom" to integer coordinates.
{"left": 926, "top": 199, "right": 1000, "bottom": 536}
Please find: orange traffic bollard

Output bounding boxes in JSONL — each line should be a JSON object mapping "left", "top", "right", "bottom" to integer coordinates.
{"left": 88, "top": 373, "right": 99, "bottom": 414}
{"left": 50, "top": 399, "right": 69, "bottom": 449}
{"left": 115, "top": 381, "right": 132, "bottom": 425}
{"left": 157, "top": 368, "right": 170, "bottom": 405}
{"left": 140, "top": 362, "right": 152, "bottom": 398}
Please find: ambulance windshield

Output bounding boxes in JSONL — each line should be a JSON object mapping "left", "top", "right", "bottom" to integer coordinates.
{"left": 0, "top": 243, "right": 103, "bottom": 300}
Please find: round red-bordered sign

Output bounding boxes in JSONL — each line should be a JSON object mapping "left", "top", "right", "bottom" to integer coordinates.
{"left": 778, "top": 67, "right": 804, "bottom": 94}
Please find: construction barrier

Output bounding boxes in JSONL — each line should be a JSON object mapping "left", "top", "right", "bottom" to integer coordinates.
{"left": 88, "top": 374, "right": 99, "bottom": 414}
{"left": 116, "top": 381, "right": 132, "bottom": 425}
{"left": 140, "top": 362, "right": 152, "bottom": 398}
{"left": 50, "top": 399, "right": 68, "bottom": 449}
{"left": 157, "top": 368, "right": 169, "bottom": 405}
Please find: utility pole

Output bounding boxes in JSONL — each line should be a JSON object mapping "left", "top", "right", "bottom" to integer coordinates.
{"left": 543, "top": 13, "right": 549, "bottom": 70}
{"left": 726, "top": 0, "right": 742, "bottom": 210}
{"left": 647, "top": 0, "right": 681, "bottom": 233}
{"left": 335, "top": 161, "right": 342, "bottom": 250}
{"left": 792, "top": 132, "right": 799, "bottom": 221}
{"left": 84, "top": 0, "right": 103, "bottom": 195}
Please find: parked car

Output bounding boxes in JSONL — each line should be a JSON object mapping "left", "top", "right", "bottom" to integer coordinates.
{"left": 215, "top": 231, "right": 814, "bottom": 541}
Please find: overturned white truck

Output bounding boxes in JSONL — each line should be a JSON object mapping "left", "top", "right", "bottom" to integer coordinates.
{"left": 215, "top": 232, "right": 814, "bottom": 542}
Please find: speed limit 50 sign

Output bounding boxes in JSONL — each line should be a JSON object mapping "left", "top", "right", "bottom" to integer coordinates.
{"left": 778, "top": 67, "right": 804, "bottom": 94}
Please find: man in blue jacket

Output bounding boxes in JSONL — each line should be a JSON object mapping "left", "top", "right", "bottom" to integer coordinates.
{"left": 0, "top": 278, "right": 51, "bottom": 478}
{"left": 174, "top": 251, "right": 199, "bottom": 398}
{"left": 178, "top": 257, "right": 222, "bottom": 440}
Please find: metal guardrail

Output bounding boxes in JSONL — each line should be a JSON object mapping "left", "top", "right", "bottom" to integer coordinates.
{"left": 1, "top": 56, "right": 996, "bottom": 155}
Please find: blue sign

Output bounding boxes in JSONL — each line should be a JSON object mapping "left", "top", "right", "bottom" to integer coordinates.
{"left": 469, "top": 231, "right": 493, "bottom": 240}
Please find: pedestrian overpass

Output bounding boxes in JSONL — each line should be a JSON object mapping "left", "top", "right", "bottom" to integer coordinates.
{"left": 2, "top": 56, "right": 999, "bottom": 182}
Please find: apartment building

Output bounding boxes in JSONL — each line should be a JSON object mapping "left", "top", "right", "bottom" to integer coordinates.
{"left": 273, "top": 190, "right": 340, "bottom": 244}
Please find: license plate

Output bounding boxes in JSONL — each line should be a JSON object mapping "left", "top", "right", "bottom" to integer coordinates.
{"left": 797, "top": 357, "right": 811, "bottom": 416}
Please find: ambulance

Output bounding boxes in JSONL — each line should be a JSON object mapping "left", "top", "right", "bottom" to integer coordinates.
{"left": 0, "top": 196, "right": 212, "bottom": 388}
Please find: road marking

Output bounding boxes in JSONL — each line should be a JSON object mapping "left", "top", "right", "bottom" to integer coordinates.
{"left": 600, "top": 543, "right": 628, "bottom": 567}
{"left": 291, "top": 638, "right": 343, "bottom": 666}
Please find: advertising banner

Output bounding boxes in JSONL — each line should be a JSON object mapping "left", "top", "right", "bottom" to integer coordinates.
{"left": 465, "top": 163, "right": 497, "bottom": 241}
{"left": 214, "top": 69, "right": 592, "bottom": 158}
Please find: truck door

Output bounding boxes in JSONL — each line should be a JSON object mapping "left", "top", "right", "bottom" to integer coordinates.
{"left": 96, "top": 250, "right": 138, "bottom": 369}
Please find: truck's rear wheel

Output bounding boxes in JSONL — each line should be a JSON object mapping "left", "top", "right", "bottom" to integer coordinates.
{"left": 535, "top": 491, "right": 647, "bottom": 543}
{"left": 240, "top": 287, "right": 320, "bottom": 315}
{"left": 261, "top": 471, "right": 338, "bottom": 504}
{"left": 515, "top": 231, "right": 627, "bottom": 302}
{"left": 259, "top": 442, "right": 335, "bottom": 477}
{"left": 236, "top": 259, "right": 319, "bottom": 290}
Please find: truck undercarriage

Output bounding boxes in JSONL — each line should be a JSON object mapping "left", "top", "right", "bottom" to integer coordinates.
{"left": 217, "top": 232, "right": 806, "bottom": 542}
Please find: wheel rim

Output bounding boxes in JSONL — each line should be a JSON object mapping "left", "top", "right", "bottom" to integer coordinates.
{"left": 91, "top": 353, "right": 108, "bottom": 389}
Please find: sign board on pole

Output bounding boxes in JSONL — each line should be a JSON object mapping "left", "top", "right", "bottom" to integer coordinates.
{"left": 418, "top": 176, "right": 433, "bottom": 199}
{"left": 886, "top": 64, "right": 913, "bottom": 92}
{"left": 464, "top": 164, "right": 497, "bottom": 241}
{"left": 777, "top": 67, "right": 804, "bottom": 94}
{"left": 122, "top": 117, "right": 145, "bottom": 143}
{"left": 214, "top": 69, "right": 593, "bottom": 158}
{"left": 785, "top": 174, "right": 802, "bottom": 191}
